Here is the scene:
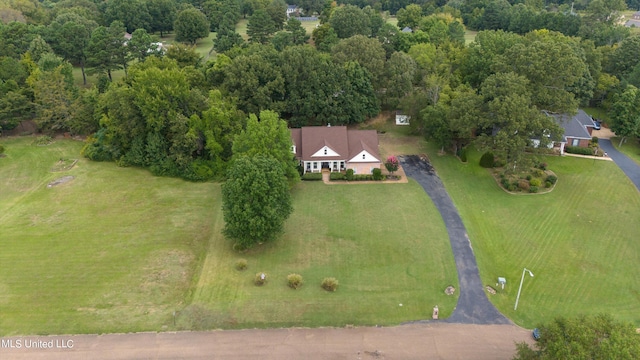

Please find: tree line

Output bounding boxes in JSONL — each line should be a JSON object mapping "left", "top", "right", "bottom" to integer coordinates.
{"left": 2, "top": 0, "right": 640, "bottom": 180}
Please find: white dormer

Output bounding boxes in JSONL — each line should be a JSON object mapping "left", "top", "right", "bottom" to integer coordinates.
{"left": 349, "top": 150, "right": 379, "bottom": 163}
{"left": 311, "top": 145, "right": 340, "bottom": 157}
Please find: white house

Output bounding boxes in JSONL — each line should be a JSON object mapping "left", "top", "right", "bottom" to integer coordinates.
{"left": 290, "top": 126, "right": 381, "bottom": 174}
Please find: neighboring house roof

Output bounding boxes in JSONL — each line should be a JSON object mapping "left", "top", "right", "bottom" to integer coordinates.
{"left": 124, "top": 32, "right": 132, "bottom": 40}
{"left": 625, "top": 19, "right": 640, "bottom": 27}
{"left": 402, "top": 26, "right": 413, "bottom": 33}
{"left": 290, "top": 126, "right": 380, "bottom": 162}
{"left": 548, "top": 109, "right": 595, "bottom": 142}
{"left": 634, "top": 11, "right": 640, "bottom": 19}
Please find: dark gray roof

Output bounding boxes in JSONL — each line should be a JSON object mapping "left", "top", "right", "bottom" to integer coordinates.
{"left": 549, "top": 109, "right": 594, "bottom": 141}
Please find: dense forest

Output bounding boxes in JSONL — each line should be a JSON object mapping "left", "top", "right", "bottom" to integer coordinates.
{"left": 1, "top": 0, "right": 640, "bottom": 180}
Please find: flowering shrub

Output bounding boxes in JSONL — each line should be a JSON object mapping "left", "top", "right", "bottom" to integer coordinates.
{"left": 385, "top": 156, "right": 399, "bottom": 174}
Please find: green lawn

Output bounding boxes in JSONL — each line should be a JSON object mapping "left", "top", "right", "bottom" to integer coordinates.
{"left": 426, "top": 146, "right": 640, "bottom": 328}
{"left": 0, "top": 137, "right": 218, "bottom": 335}
{"left": 187, "top": 180, "right": 458, "bottom": 328}
{"left": 0, "top": 136, "right": 457, "bottom": 334}
{"left": 612, "top": 136, "right": 640, "bottom": 165}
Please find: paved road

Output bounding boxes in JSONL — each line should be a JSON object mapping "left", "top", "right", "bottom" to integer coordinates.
{"left": 0, "top": 323, "right": 533, "bottom": 360}
{"left": 598, "top": 139, "right": 640, "bottom": 191}
{"left": 399, "top": 155, "right": 510, "bottom": 325}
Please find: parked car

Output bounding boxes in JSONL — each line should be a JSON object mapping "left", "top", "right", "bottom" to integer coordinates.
{"left": 532, "top": 328, "right": 541, "bottom": 341}
{"left": 593, "top": 119, "right": 601, "bottom": 130}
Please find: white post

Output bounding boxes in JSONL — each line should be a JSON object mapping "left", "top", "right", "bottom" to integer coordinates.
{"left": 514, "top": 268, "right": 534, "bottom": 311}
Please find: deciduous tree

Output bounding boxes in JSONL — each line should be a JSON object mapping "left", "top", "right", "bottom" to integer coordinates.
{"left": 174, "top": 7, "right": 210, "bottom": 45}
{"left": 609, "top": 85, "right": 640, "bottom": 147}
{"left": 222, "top": 155, "right": 293, "bottom": 250}
{"left": 513, "top": 314, "right": 640, "bottom": 360}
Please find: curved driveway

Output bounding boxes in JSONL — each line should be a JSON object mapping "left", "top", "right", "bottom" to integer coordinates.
{"left": 598, "top": 139, "right": 640, "bottom": 191}
{"left": 399, "top": 155, "right": 510, "bottom": 324}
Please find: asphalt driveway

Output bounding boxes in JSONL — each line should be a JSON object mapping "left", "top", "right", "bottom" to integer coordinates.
{"left": 598, "top": 139, "right": 640, "bottom": 191}
{"left": 399, "top": 155, "right": 510, "bottom": 325}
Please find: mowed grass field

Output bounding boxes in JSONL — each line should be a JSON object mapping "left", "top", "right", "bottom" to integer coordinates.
{"left": 187, "top": 180, "right": 458, "bottom": 329}
{"left": 0, "top": 137, "right": 218, "bottom": 335}
{"left": 427, "top": 146, "right": 640, "bottom": 327}
{"left": 0, "top": 136, "right": 457, "bottom": 334}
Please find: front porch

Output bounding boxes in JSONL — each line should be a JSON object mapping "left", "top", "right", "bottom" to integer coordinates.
{"left": 303, "top": 160, "right": 346, "bottom": 173}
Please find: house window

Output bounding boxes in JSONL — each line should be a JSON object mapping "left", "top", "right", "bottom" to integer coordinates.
{"left": 340, "top": 161, "right": 345, "bottom": 170}
{"left": 572, "top": 138, "right": 580, "bottom": 146}
{"left": 324, "top": 148, "right": 327, "bottom": 155}
{"left": 313, "top": 162, "right": 317, "bottom": 170}
{"left": 362, "top": 154, "right": 366, "bottom": 160}
{"left": 291, "top": 145, "right": 296, "bottom": 154}
{"left": 306, "top": 162, "right": 311, "bottom": 171}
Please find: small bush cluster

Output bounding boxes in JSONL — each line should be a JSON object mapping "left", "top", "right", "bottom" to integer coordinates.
{"left": 533, "top": 169, "right": 545, "bottom": 178}
{"left": 591, "top": 136, "right": 599, "bottom": 145}
{"left": 254, "top": 272, "right": 267, "bottom": 286}
{"left": 287, "top": 273, "right": 303, "bottom": 289}
{"left": 529, "top": 186, "right": 539, "bottom": 193}
{"left": 493, "top": 159, "right": 506, "bottom": 167}
{"left": 546, "top": 174, "right": 557, "bottom": 184}
{"left": 301, "top": 172, "right": 323, "bottom": 181}
{"left": 479, "top": 152, "right": 495, "bottom": 168}
{"left": 565, "top": 146, "right": 594, "bottom": 155}
{"left": 235, "top": 259, "right": 247, "bottom": 271}
{"left": 537, "top": 162, "right": 547, "bottom": 170}
{"left": 518, "top": 179, "right": 530, "bottom": 191}
{"left": 330, "top": 172, "right": 345, "bottom": 180}
{"left": 459, "top": 147, "right": 468, "bottom": 162}
{"left": 529, "top": 178, "right": 542, "bottom": 187}
{"left": 372, "top": 168, "right": 383, "bottom": 180}
{"left": 346, "top": 169, "right": 354, "bottom": 181}
{"left": 321, "top": 277, "right": 339, "bottom": 292}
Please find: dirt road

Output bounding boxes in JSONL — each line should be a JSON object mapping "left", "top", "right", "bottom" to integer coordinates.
{"left": 0, "top": 323, "right": 534, "bottom": 360}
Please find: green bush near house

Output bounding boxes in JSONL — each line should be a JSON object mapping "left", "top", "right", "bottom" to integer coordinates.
{"left": 479, "top": 152, "right": 495, "bottom": 168}
{"left": 301, "top": 172, "right": 323, "bottom": 181}
{"left": 565, "top": 146, "right": 594, "bottom": 155}
{"left": 330, "top": 172, "right": 345, "bottom": 180}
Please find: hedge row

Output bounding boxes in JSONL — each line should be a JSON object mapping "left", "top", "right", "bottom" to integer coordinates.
{"left": 301, "top": 172, "right": 323, "bottom": 181}
{"left": 565, "top": 146, "right": 594, "bottom": 155}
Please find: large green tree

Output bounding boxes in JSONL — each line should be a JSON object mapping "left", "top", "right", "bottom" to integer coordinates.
{"left": 328, "top": 4, "right": 371, "bottom": 39}
{"left": 514, "top": 314, "right": 640, "bottom": 360}
{"left": 47, "top": 13, "right": 97, "bottom": 85}
{"left": 247, "top": 8, "right": 276, "bottom": 44}
{"left": 85, "top": 21, "right": 128, "bottom": 81}
{"left": 331, "top": 35, "right": 386, "bottom": 89}
{"left": 232, "top": 110, "right": 298, "bottom": 183}
{"left": 146, "top": 0, "right": 177, "bottom": 37}
{"left": 174, "top": 7, "right": 210, "bottom": 45}
{"left": 222, "top": 155, "right": 293, "bottom": 250}
{"left": 105, "top": 0, "right": 151, "bottom": 33}
{"left": 609, "top": 84, "right": 640, "bottom": 147}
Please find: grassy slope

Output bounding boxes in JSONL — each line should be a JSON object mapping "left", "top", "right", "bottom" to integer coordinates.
{"left": 189, "top": 180, "right": 458, "bottom": 328}
{"left": 0, "top": 138, "right": 218, "bottom": 335}
{"left": 427, "top": 146, "right": 640, "bottom": 327}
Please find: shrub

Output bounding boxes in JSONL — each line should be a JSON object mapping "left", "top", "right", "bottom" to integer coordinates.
{"left": 545, "top": 181, "right": 552, "bottom": 188}
{"left": 330, "top": 172, "right": 345, "bottom": 180}
{"left": 0, "top": 144, "right": 5, "bottom": 154}
{"left": 529, "top": 178, "right": 542, "bottom": 187}
{"left": 518, "top": 179, "right": 530, "bottom": 191}
{"left": 493, "top": 159, "right": 506, "bottom": 167}
{"left": 565, "top": 146, "right": 594, "bottom": 155}
{"left": 459, "top": 147, "right": 468, "bottom": 162}
{"left": 372, "top": 168, "right": 383, "bottom": 180}
{"left": 321, "top": 277, "right": 339, "bottom": 292}
{"left": 507, "top": 185, "right": 517, "bottom": 191}
{"left": 529, "top": 186, "right": 539, "bottom": 193}
{"left": 384, "top": 156, "right": 399, "bottom": 174}
{"left": 254, "top": 272, "right": 267, "bottom": 286}
{"left": 287, "top": 273, "right": 303, "bottom": 289}
{"left": 301, "top": 172, "right": 323, "bottom": 181}
{"left": 538, "top": 162, "right": 547, "bottom": 170}
{"left": 479, "top": 152, "right": 495, "bottom": 168}
{"left": 345, "top": 169, "right": 354, "bottom": 181}
{"left": 235, "top": 259, "right": 247, "bottom": 271}
{"left": 533, "top": 169, "right": 545, "bottom": 178}
{"left": 591, "top": 136, "right": 599, "bottom": 144}
{"left": 501, "top": 178, "right": 510, "bottom": 188}
{"left": 546, "top": 174, "right": 557, "bottom": 184}
{"left": 526, "top": 175, "right": 532, "bottom": 181}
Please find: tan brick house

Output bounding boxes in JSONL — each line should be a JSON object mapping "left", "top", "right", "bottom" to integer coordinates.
{"left": 290, "top": 126, "right": 381, "bottom": 174}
